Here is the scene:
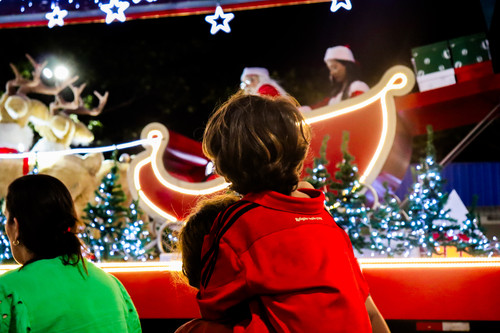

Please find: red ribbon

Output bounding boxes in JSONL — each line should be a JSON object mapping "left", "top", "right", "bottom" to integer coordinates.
{"left": 0, "top": 147, "right": 30, "bottom": 175}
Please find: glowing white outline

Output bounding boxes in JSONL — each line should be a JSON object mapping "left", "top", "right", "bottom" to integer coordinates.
{"left": 205, "top": 5, "right": 235, "bottom": 34}
{"left": 128, "top": 66, "right": 415, "bottom": 222}
{"left": 45, "top": 5, "right": 68, "bottom": 28}
{"left": 305, "top": 66, "right": 412, "bottom": 185}
{"left": 1, "top": 257, "right": 499, "bottom": 274}
{"left": 100, "top": 0, "right": 130, "bottom": 24}
{"left": 128, "top": 125, "right": 229, "bottom": 221}
{"left": 330, "top": 0, "right": 352, "bottom": 12}
{"left": 359, "top": 257, "right": 500, "bottom": 269}
{"left": 0, "top": 138, "right": 154, "bottom": 160}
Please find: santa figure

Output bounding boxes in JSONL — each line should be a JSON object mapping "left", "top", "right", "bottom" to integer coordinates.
{"left": 240, "top": 67, "right": 288, "bottom": 97}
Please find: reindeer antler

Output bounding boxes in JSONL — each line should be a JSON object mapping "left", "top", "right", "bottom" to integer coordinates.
{"left": 6, "top": 54, "right": 108, "bottom": 117}
{"left": 50, "top": 83, "right": 109, "bottom": 117}
{"left": 7, "top": 54, "right": 79, "bottom": 97}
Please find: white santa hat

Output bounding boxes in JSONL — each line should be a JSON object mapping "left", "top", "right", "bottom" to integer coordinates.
{"left": 324, "top": 46, "right": 355, "bottom": 63}
{"left": 240, "top": 67, "right": 270, "bottom": 81}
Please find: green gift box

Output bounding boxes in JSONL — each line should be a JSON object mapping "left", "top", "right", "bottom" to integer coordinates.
{"left": 449, "top": 33, "right": 491, "bottom": 68}
{"left": 411, "top": 41, "right": 453, "bottom": 76}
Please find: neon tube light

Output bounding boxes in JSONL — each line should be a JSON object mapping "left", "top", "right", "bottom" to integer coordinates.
{"left": 359, "top": 257, "right": 500, "bottom": 269}
{"left": 127, "top": 66, "right": 415, "bottom": 222}
{"left": 2, "top": 257, "right": 499, "bottom": 275}
{"left": 0, "top": 138, "right": 154, "bottom": 160}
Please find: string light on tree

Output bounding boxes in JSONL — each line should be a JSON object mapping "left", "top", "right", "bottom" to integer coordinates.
{"left": 370, "top": 182, "right": 417, "bottom": 257}
{"left": 80, "top": 151, "right": 153, "bottom": 262}
{"left": 328, "top": 131, "right": 371, "bottom": 253}
{"left": 100, "top": 0, "right": 130, "bottom": 24}
{"left": 304, "top": 135, "right": 335, "bottom": 208}
{"left": 406, "top": 125, "right": 458, "bottom": 256}
{"left": 330, "top": 0, "right": 352, "bottom": 12}
{"left": 45, "top": 5, "right": 68, "bottom": 28}
{"left": 120, "top": 200, "right": 154, "bottom": 262}
{"left": 205, "top": 5, "right": 234, "bottom": 35}
{"left": 454, "top": 195, "right": 500, "bottom": 256}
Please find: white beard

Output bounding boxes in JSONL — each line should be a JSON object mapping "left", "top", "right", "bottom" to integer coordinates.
{"left": 0, "top": 123, "right": 34, "bottom": 152}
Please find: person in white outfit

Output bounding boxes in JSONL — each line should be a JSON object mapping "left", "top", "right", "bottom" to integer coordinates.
{"left": 301, "top": 46, "right": 369, "bottom": 111}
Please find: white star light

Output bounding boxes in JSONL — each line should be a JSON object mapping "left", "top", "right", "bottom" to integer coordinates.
{"left": 100, "top": 0, "right": 130, "bottom": 24}
{"left": 330, "top": 0, "right": 352, "bottom": 12}
{"left": 45, "top": 6, "right": 68, "bottom": 28}
{"left": 205, "top": 5, "right": 234, "bottom": 35}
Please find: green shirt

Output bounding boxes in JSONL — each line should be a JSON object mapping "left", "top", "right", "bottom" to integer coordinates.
{"left": 0, "top": 257, "right": 141, "bottom": 333}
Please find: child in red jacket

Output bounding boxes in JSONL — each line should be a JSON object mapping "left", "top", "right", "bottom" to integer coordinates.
{"left": 188, "top": 93, "right": 389, "bottom": 332}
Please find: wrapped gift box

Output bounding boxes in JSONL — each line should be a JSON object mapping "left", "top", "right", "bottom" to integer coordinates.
{"left": 449, "top": 33, "right": 493, "bottom": 82}
{"left": 414, "top": 68, "right": 456, "bottom": 92}
{"left": 449, "top": 33, "right": 491, "bottom": 67}
{"left": 411, "top": 41, "right": 456, "bottom": 92}
{"left": 411, "top": 41, "right": 454, "bottom": 75}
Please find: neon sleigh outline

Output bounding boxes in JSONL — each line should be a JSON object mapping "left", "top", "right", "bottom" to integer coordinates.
{"left": 128, "top": 65, "right": 415, "bottom": 222}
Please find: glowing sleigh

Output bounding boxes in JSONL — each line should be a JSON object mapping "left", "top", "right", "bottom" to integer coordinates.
{"left": 128, "top": 66, "right": 416, "bottom": 222}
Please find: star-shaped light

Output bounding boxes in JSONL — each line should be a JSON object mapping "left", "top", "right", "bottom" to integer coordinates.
{"left": 205, "top": 5, "right": 234, "bottom": 35}
{"left": 45, "top": 6, "right": 68, "bottom": 28}
{"left": 100, "top": 0, "right": 130, "bottom": 24}
{"left": 330, "top": 0, "right": 352, "bottom": 12}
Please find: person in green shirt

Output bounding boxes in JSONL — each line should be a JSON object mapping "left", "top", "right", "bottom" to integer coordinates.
{"left": 0, "top": 174, "right": 142, "bottom": 333}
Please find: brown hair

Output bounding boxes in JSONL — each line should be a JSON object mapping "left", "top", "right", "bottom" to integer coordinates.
{"left": 179, "top": 194, "right": 240, "bottom": 288}
{"left": 202, "top": 93, "right": 311, "bottom": 195}
{"left": 6, "top": 174, "right": 86, "bottom": 271}
{"left": 330, "top": 60, "right": 363, "bottom": 101}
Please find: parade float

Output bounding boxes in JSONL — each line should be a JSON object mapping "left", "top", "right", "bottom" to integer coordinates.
{"left": 0, "top": 0, "right": 499, "bottom": 330}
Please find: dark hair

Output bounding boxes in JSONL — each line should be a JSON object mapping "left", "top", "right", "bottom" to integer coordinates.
{"left": 330, "top": 60, "right": 363, "bottom": 101}
{"left": 179, "top": 194, "right": 240, "bottom": 289}
{"left": 202, "top": 93, "right": 311, "bottom": 195}
{"left": 6, "top": 174, "right": 86, "bottom": 270}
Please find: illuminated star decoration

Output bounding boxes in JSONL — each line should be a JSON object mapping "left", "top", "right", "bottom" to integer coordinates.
{"left": 100, "top": 0, "right": 130, "bottom": 24}
{"left": 45, "top": 5, "right": 68, "bottom": 28}
{"left": 205, "top": 5, "right": 234, "bottom": 35}
{"left": 330, "top": 0, "right": 352, "bottom": 12}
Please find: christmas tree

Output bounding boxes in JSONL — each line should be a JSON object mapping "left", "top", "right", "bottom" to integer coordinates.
{"left": 80, "top": 151, "right": 153, "bottom": 262}
{"left": 304, "top": 134, "right": 335, "bottom": 207}
{"left": 0, "top": 198, "right": 13, "bottom": 263}
{"left": 369, "top": 183, "right": 418, "bottom": 257}
{"left": 406, "top": 125, "right": 458, "bottom": 256}
{"left": 120, "top": 200, "right": 154, "bottom": 262}
{"left": 328, "top": 132, "right": 371, "bottom": 252}
{"left": 455, "top": 195, "right": 499, "bottom": 256}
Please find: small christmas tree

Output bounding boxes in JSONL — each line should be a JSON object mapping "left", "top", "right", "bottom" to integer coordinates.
{"left": 329, "top": 132, "right": 371, "bottom": 252}
{"left": 0, "top": 199, "right": 13, "bottom": 263}
{"left": 304, "top": 134, "right": 335, "bottom": 207}
{"left": 406, "top": 125, "right": 458, "bottom": 256}
{"left": 455, "top": 195, "right": 499, "bottom": 256}
{"left": 120, "top": 200, "right": 153, "bottom": 262}
{"left": 369, "top": 183, "right": 418, "bottom": 257}
{"left": 80, "top": 151, "right": 152, "bottom": 262}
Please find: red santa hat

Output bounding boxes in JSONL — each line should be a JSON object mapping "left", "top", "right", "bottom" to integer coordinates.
{"left": 240, "top": 67, "right": 270, "bottom": 81}
{"left": 324, "top": 46, "right": 355, "bottom": 63}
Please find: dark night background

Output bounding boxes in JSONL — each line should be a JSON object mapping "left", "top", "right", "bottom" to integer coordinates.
{"left": 0, "top": 0, "right": 498, "bottom": 162}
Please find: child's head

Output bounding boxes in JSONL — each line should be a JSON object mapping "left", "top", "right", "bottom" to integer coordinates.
{"left": 202, "top": 93, "right": 311, "bottom": 195}
{"left": 179, "top": 194, "right": 240, "bottom": 289}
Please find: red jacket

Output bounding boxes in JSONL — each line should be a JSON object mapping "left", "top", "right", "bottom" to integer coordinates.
{"left": 198, "top": 189, "right": 371, "bottom": 332}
